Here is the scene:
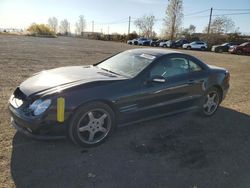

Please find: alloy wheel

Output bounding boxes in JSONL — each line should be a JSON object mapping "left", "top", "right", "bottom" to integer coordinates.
{"left": 77, "top": 108, "right": 111, "bottom": 144}
{"left": 203, "top": 91, "right": 220, "bottom": 115}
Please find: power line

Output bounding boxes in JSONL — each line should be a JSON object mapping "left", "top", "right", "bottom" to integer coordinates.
{"left": 184, "top": 9, "right": 210, "bottom": 16}
{"left": 98, "top": 18, "right": 128, "bottom": 25}
{"left": 214, "top": 8, "right": 250, "bottom": 11}
{"left": 213, "top": 12, "right": 250, "bottom": 16}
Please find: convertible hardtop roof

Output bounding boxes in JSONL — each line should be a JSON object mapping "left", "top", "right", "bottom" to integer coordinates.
{"left": 127, "top": 48, "right": 182, "bottom": 58}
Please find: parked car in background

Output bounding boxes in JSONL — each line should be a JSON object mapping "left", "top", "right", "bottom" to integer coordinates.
{"left": 171, "top": 39, "right": 189, "bottom": 48}
{"left": 183, "top": 41, "right": 207, "bottom": 51}
{"left": 127, "top": 38, "right": 138, "bottom": 45}
{"left": 211, "top": 42, "right": 239, "bottom": 53}
{"left": 140, "top": 39, "right": 152, "bottom": 46}
{"left": 228, "top": 42, "right": 250, "bottom": 55}
{"left": 159, "top": 40, "right": 172, "bottom": 47}
{"left": 150, "top": 39, "right": 166, "bottom": 47}
{"left": 137, "top": 38, "right": 150, "bottom": 45}
{"left": 127, "top": 38, "right": 150, "bottom": 45}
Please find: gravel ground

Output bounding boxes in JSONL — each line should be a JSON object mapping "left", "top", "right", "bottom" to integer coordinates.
{"left": 0, "top": 35, "right": 250, "bottom": 188}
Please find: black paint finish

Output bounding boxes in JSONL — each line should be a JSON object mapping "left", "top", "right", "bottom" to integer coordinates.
{"left": 8, "top": 49, "right": 230, "bottom": 139}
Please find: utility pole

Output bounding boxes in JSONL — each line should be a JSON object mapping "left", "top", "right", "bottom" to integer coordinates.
{"left": 207, "top": 7, "right": 213, "bottom": 35}
{"left": 128, "top": 16, "right": 131, "bottom": 35}
{"left": 92, "top": 21, "right": 94, "bottom": 33}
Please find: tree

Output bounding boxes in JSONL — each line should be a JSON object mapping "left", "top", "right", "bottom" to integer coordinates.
{"left": 134, "top": 15, "right": 155, "bottom": 38}
{"left": 204, "top": 16, "right": 235, "bottom": 34}
{"left": 182, "top": 24, "right": 196, "bottom": 36}
{"left": 164, "top": 0, "right": 183, "bottom": 40}
{"left": 60, "top": 19, "right": 70, "bottom": 35}
{"left": 27, "top": 23, "right": 56, "bottom": 36}
{"left": 48, "top": 17, "right": 58, "bottom": 33}
{"left": 75, "top": 15, "right": 86, "bottom": 36}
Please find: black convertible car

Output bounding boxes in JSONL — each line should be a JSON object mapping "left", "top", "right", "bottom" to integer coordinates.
{"left": 9, "top": 49, "right": 230, "bottom": 147}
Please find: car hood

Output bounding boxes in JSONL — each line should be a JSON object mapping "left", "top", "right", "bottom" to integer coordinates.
{"left": 212, "top": 45, "right": 220, "bottom": 48}
{"left": 20, "top": 65, "right": 126, "bottom": 97}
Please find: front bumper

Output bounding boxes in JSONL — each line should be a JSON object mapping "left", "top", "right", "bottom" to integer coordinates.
{"left": 9, "top": 104, "right": 66, "bottom": 140}
{"left": 11, "top": 118, "right": 65, "bottom": 140}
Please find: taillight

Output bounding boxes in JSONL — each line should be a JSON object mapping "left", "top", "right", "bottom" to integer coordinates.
{"left": 225, "top": 72, "right": 230, "bottom": 83}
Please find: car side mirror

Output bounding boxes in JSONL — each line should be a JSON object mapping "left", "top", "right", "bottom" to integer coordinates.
{"left": 150, "top": 75, "right": 166, "bottom": 83}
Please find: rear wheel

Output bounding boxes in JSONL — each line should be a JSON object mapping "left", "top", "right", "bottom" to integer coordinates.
{"left": 187, "top": 46, "right": 191, "bottom": 50}
{"left": 163, "top": 44, "right": 167, "bottom": 48}
{"left": 68, "top": 102, "right": 116, "bottom": 147}
{"left": 218, "top": 48, "right": 223, "bottom": 53}
{"left": 201, "top": 87, "right": 221, "bottom": 116}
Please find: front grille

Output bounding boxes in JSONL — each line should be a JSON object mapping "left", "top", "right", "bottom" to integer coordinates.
{"left": 13, "top": 87, "right": 26, "bottom": 100}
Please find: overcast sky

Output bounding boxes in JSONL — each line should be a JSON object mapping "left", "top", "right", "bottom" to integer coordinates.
{"left": 0, "top": 0, "right": 249, "bottom": 35}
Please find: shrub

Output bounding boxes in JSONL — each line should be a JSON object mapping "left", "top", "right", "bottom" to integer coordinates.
{"left": 27, "top": 24, "right": 56, "bottom": 37}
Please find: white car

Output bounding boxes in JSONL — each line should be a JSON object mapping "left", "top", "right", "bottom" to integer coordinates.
{"left": 182, "top": 41, "right": 207, "bottom": 51}
{"left": 159, "top": 40, "right": 171, "bottom": 47}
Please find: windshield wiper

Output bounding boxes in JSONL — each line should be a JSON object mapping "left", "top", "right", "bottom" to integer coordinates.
{"left": 99, "top": 67, "right": 125, "bottom": 77}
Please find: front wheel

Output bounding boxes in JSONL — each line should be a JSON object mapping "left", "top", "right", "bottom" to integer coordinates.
{"left": 201, "top": 87, "right": 221, "bottom": 116}
{"left": 68, "top": 102, "right": 116, "bottom": 147}
{"left": 236, "top": 50, "right": 243, "bottom": 55}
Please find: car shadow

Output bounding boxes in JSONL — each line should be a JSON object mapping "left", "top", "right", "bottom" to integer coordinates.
{"left": 11, "top": 107, "right": 250, "bottom": 188}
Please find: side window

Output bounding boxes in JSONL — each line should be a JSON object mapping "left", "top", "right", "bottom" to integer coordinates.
{"left": 150, "top": 57, "right": 189, "bottom": 79}
{"left": 189, "top": 60, "right": 202, "bottom": 72}
{"left": 150, "top": 56, "right": 203, "bottom": 79}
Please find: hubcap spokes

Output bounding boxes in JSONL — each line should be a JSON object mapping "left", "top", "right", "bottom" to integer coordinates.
{"left": 203, "top": 92, "right": 219, "bottom": 114}
{"left": 78, "top": 110, "right": 110, "bottom": 143}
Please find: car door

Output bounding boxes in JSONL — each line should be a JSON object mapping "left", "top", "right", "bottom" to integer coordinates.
{"left": 136, "top": 54, "right": 203, "bottom": 119}
{"left": 243, "top": 43, "right": 250, "bottom": 53}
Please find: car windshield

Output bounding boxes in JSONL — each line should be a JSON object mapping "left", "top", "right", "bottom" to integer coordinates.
{"left": 240, "top": 42, "right": 249, "bottom": 46}
{"left": 96, "top": 51, "right": 156, "bottom": 78}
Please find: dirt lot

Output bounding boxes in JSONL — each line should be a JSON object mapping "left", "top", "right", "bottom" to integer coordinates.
{"left": 0, "top": 35, "right": 250, "bottom": 188}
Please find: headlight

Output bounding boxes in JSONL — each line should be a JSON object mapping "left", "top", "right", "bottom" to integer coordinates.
{"left": 29, "top": 99, "right": 51, "bottom": 116}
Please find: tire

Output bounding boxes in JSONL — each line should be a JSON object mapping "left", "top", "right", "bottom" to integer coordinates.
{"left": 201, "top": 47, "right": 206, "bottom": 51}
{"left": 163, "top": 44, "right": 167, "bottom": 48}
{"left": 68, "top": 102, "right": 116, "bottom": 147}
{"left": 200, "top": 87, "right": 221, "bottom": 117}
{"left": 187, "top": 46, "right": 191, "bottom": 50}
{"left": 236, "top": 50, "right": 243, "bottom": 55}
{"left": 218, "top": 48, "right": 223, "bottom": 53}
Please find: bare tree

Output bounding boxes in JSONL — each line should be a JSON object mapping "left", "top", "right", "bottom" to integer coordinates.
{"left": 134, "top": 15, "right": 155, "bottom": 38}
{"left": 60, "top": 19, "right": 70, "bottom": 35}
{"left": 182, "top": 24, "right": 196, "bottom": 35}
{"left": 48, "top": 17, "right": 58, "bottom": 33}
{"left": 203, "top": 16, "right": 235, "bottom": 34}
{"left": 164, "top": 0, "right": 183, "bottom": 40}
{"left": 75, "top": 15, "right": 86, "bottom": 36}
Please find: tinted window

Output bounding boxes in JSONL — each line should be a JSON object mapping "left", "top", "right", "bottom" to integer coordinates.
{"left": 189, "top": 60, "right": 202, "bottom": 72}
{"left": 150, "top": 57, "right": 202, "bottom": 78}
{"left": 150, "top": 58, "right": 189, "bottom": 78}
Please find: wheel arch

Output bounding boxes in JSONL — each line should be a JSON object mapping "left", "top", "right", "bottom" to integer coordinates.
{"left": 69, "top": 99, "right": 119, "bottom": 122}
{"left": 209, "top": 85, "right": 223, "bottom": 102}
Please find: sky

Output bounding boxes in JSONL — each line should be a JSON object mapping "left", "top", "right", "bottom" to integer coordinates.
{"left": 0, "top": 0, "right": 250, "bottom": 35}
